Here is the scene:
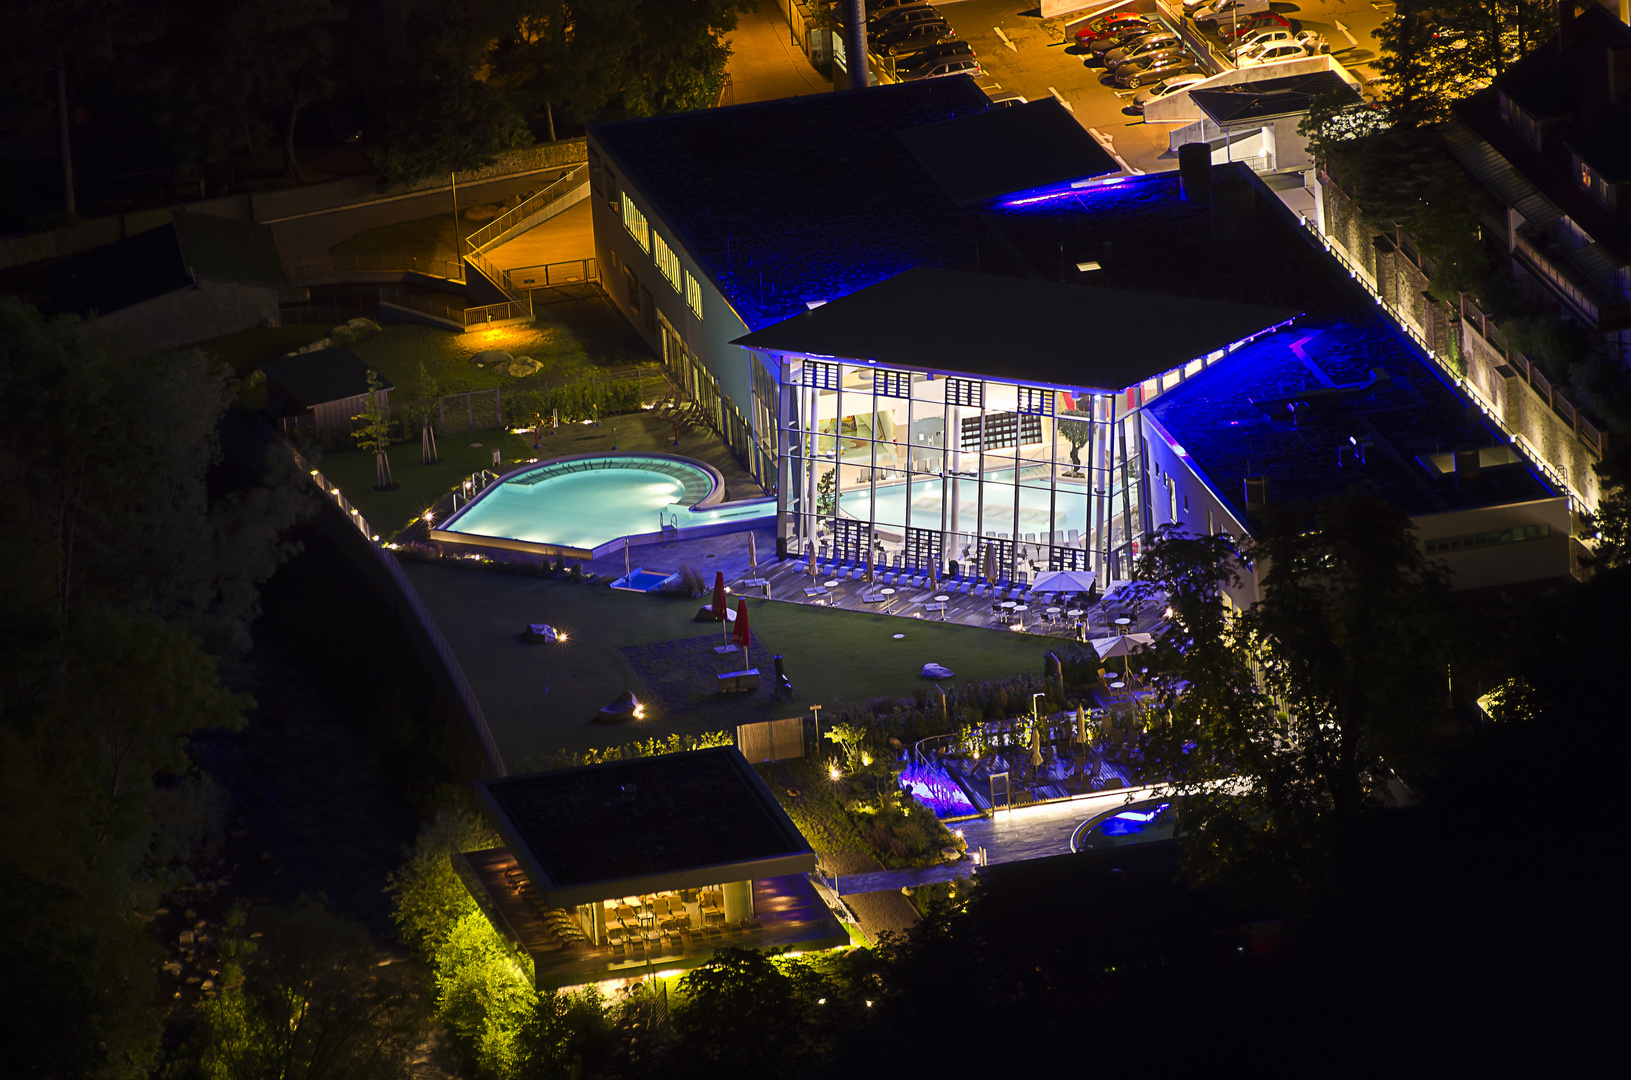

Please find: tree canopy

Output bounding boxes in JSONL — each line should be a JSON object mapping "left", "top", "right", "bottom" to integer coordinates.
{"left": 0, "top": 299, "right": 309, "bottom": 1078}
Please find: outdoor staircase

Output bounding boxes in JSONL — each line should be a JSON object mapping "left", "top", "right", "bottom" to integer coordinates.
{"left": 453, "top": 163, "right": 591, "bottom": 328}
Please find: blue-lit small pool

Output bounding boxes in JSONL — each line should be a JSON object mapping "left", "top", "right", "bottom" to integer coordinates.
{"left": 438, "top": 453, "right": 774, "bottom": 552}
{"left": 1071, "top": 801, "right": 1175, "bottom": 853}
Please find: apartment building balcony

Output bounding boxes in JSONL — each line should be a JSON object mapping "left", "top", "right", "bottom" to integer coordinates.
{"left": 1511, "top": 226, "right": 1630, "bottom": 331}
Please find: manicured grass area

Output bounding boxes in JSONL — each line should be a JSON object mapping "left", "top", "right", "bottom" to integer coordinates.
{"left": 758, "top": 759, "right": 872, "bottom": 859}
{"left": 192, "top": 324, "right": 335, "bottom": 377}
{"left": 402, "top": 560, "right": 1056, "bottom": 766}
{"left": 315, "top": 430, "right": 543, "bottom": 537}
{"left": 349, "top": 296, "right": 656, "bottom": 396}
{"left": 331, "top": 211, "right": 461, "bottom": 264}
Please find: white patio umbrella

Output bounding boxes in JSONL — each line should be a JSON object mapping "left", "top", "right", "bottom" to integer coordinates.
{"left": 1092, "top": 633, "right": 1153, "bottom": 690}
{"left": 1030, "top": 569, "right": 1099, "bottom": 594}
{"left": 748, "top": 531, "right": 758, "bottom": 569}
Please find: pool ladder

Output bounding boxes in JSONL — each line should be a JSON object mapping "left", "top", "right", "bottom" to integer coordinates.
{"left": 450, "top": 470, "right": 502, "bottom": 513}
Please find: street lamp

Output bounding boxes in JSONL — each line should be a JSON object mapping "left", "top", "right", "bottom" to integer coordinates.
{"left": 1031, "top": 692, "right": 1046, "bottom": 721}
{"left": 810, "top": 703, "right": 823, "bottom": 757}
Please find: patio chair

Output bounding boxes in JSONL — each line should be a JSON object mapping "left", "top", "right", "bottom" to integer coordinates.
{"left": 971, "top": 581, "right": 987, "bottom": 598}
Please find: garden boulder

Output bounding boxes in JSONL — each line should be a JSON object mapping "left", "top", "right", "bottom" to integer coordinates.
{"left": 920, "top": 663, "right": 955, "bottom": 679}
{"left": 504, "top": 355, "right": 542, "bottom": 377}
{"left": 471, "top": 350, "right": 512, "bottom": 367}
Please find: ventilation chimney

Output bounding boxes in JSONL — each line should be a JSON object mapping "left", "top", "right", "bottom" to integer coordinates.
{"left": 1244, "top": 475, "right": 1270, "bottom": 512}
{"left": 1211, "top": 172, "right": 1255, "bottom": 241}
{"left": 1179, "top": 143, "right": 1212, "bottom": 202}
{"left": 1454, "top": 445, "right": 1481, "bottom": 483}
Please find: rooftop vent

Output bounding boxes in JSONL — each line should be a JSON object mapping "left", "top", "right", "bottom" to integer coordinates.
{"left": 1244, "top": 475, "right": 1270, "bottom": 512}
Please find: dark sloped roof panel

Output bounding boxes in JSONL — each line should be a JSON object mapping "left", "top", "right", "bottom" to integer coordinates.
{"left": 257, "top": 346, "right": 391, "bottom": 408}
{"left": 896, "top": 97, "right": 1119, "bottom": 206}
{"left": 733, "top": 267, "right": 1299, "bottom": 392}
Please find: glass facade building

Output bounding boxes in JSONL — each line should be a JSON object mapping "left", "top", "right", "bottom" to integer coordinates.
{"left": 775, "top": 356, "right": 1187, "bottom": 586}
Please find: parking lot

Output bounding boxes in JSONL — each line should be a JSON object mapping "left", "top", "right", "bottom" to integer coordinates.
{"left": 893, "top": 0, "right": 1395, "bottom": 174}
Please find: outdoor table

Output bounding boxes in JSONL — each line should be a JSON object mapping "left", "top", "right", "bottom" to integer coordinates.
{"left": 1066, "top": 609, "right": 1084, "bottom": 617}
{"left": 880, "top": 587, "right": 896, "bottom": 595}
{"left": 934, "top": 594, "right": 950, "bottom": 602}
{"left": 1110, "top": 681, "right": 1125, "bottom": 691}
{"left": 1046, "top": 606, "right": 1061, "bottom": 617}
{"left": 824, "top": 579, "right": 841, "bottom": 588}
{"left": 1001, "top": 600, "right": 1018, "bottom": 609}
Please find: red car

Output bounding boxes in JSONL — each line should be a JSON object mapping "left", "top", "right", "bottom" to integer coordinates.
{"left": 1217, "top": 11, "right": 1291, "bottom": 43}
{"left": 1074, "top": 11, "right": 1149, "bottom": 44}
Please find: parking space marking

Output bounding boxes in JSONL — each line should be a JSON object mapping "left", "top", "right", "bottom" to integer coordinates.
{"left": 1048, "top": 87, "right": 1075, "bottom": 112}
{"left": 994, "top": 27, "right": 1017, "bottom": 51}
{"left": 1334, "top": 20, "right": 1358, "bottom": 46}
{"left": 1088, "top": 127, "right": 1141, "bottom": 175}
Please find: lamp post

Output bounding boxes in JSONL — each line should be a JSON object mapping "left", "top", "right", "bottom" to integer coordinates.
{"left": 810, "top": 703, "right": 823, "bottom": 758}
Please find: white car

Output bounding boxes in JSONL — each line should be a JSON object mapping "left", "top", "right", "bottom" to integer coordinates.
{"left": 1237, "top": 41, "right": 1310, "bottom": 66}
{"left": 1297, "top": 30, "right": 1331, "bottom": 53}
{"left": 1192, "top": 0, "right": 1270, "bottom": 27}
{"left": 1131, "top": 72, "right": 1209, "bottom": 112}
{"left": 1228, "top": 27, "right": 1294, "bottom": 57}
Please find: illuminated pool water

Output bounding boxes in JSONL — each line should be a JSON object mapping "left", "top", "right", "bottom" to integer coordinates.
{"left": 1071, "top": 801, "right": 1174, "bottom": 852}
{"left": 440, "top": 454, "right": 774, "bottom": 551}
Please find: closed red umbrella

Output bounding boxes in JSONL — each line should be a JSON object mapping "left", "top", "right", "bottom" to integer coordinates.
{"left": 733, "top": 598, "right": 750, "bottom": 648}
{"left": 712, "top": 571, "right": 727, "bottom": 621}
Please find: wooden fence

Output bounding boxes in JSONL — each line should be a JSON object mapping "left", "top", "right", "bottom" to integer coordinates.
{"left": 736, "top": 717, "right": 805, "bottom": 763}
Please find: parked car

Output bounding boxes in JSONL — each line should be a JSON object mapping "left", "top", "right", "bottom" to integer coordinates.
{"left": 868, "top": 6, "right": 947, "bottom": 36}
{"left": 895, "top": 39, "right": 974, "bottom": 73}
{"left": 986, "top": 90, "right": 1028, "bottom": 107}
{"left": 874, "top": 21, "right": 958, "bottom": 56}
{"left": 1114, "top": 53, "right": 1200, "bottom": 88}
{"left": 1130, "top": 72, "right": 1209, "bottom": 112}
{"left": 1104, "top": 32, "right": 1182, "bottom": 69}
{"left": 1217, "top": 10, "right": 1290, "bottom": 42}
{"left": 1227, "top": 27, "right": 1295, "bottom": 57}
{"left": 1237, "top": 41, "right": 1310, "bottom": 66}
{"left": 1297, "top": 30, "right": 1331, "bottom": 53}
{"left": 900, "top": 56, "right": 984, "bottom": 81}
{"left": 865, "top": 0, "right": 927, "bottom": 18}
{"left": 1193, "top": 0, "right": 1270, "bottom": 28}
{"left": 1090, "top": 23, "right": 1165, "bottom": 56}
{"left": 1075, "top": 13, "right": 1150, "bottom": 45}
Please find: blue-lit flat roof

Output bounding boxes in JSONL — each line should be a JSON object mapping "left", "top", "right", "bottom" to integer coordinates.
{"left": 1147, "top": 316, "right": 1557, "bottom": 522}
{"left": 591, "top": 77, "right": 1010, "bottom": 330}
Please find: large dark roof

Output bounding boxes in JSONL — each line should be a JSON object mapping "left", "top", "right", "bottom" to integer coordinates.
{"left": 476, "top": 749, "right": 811, "bottom": 895}
{"left": 257, "top": 346, "right": 391, "bottom": 408}
{"left": 896, "top": 97, "right": 1119, "bottom": 207}
{"left": 1452, "top": 4, "right": 1631, "bottom": 263}
{"left": 590, "top": 77, "right": 1028, "bottom": 329}
{"left": 1146, "top": 315, "right": 1556, "bottom": 524}
{"left": 51, "top": 209, "right": 285, "bottom": 317}
{"left": 733, "top": 267, "right": 1299, "bottom": 392}
{"left": 1190, "top": 71, "right": 1357, "bottom": 125}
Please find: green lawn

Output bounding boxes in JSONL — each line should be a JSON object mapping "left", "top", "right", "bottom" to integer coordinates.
{"left": 401, "top": 560, "right": 1058, "bottom": 767}
{"left": 350, "top": 296, "right": 656, "bottom": 397}
{"left": 330, "top": 210, "right": 461, "bottom": 264}
{"left": 193, "top": 324, "right": 335, "bottom": 377}
{"left": 315, "top": 431, "right": 543, "bottom": 537}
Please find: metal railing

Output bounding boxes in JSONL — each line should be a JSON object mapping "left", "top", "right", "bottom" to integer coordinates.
{"left": 291, "top": 448, "right": 506, "bottom": 776}
{"left": 506, "top": 258, "right": 599, "bottom": 289}
{"left": 285, "top": 251, "right": 466, "bottom": 284}
{"left": 464, "top": 297, "right": 534, "bottom": 326}
{"left": 464, "top": 164, "right": 589, "bottom": 254}
{"left": 463, "top": 246, "right": 520, "bottom": 300}
{"left": 377, "top": 286, "right": 468, "bottom": 327}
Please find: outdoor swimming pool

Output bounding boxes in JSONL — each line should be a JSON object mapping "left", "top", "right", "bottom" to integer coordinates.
{"left": 1071, "top": 801, "right": 1174, "bottom": 852}
{"left": 439, "top": 454, "right": 775, "bottom": 552}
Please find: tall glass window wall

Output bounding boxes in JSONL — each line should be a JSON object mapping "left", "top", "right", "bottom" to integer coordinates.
{"left": 778, "top": 360, "right": 1149, "bottom": 585}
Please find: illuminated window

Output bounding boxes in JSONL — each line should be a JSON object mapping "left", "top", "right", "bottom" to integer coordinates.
{"left": 873, "top": 370, "right": 910, "bottom": 398}
{"left": 1425, "top": 523, "right": 1550, "bottom": 555}
{"left": 620, "top": 193, "right": 650, "bottom": 253}
{"left": 685, "top": 271, "right": 704, "bottom": 319}
{"left": 654, "top": 232, "right": 680, "bottom": 290}
{"left": 803, "top": 361, "right": 840, "bottom": 390}
{"left": 946, "top": 377, "right": 982, "bottom": 408}
{"left": 1017, "top": 386, "right": 1054, "bottom": 416}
